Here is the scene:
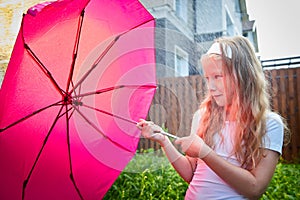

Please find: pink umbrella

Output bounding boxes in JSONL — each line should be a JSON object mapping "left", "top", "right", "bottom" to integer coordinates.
{"left": 0, "top": 0, "right": 156, "bottom": 199}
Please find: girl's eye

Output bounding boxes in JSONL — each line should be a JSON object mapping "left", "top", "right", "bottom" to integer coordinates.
{"left": 214, "top": 75, "right": 223, "bottom": 79}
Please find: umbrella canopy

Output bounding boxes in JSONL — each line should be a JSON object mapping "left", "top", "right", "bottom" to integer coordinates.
{"left": 0, "top": 0, "right": 156, "bottom": 199}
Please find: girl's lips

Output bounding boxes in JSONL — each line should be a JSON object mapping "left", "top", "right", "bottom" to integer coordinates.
{"left": 213, "top": 94, "right": 222, "bottom": 98}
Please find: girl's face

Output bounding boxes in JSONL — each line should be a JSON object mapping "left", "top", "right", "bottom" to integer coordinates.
{"left": 201, "top": 54, "right": 232, "bottom": 107}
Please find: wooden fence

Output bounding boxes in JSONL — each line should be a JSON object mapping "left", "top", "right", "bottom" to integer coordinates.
{"left": 265, "top": 67, "right": 300, "bottom": 161}
{"left": 138, "top": 67, "right": 300, "bottom": 162}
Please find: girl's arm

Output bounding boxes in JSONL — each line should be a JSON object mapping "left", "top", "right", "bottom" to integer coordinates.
{"left": 160, "top": 137, "right": 197, "bottom": 183}
{"left": 175, "top": 113, "right": 283, "bottom": 199}
{"left": 176, "top": 134, "right": 280, "bottom": 199}
{"left": 137, "top": 119, "right": 196, "bottom": 183}
{"left": 203, "top": 148, "right": 279, "bottom": 199}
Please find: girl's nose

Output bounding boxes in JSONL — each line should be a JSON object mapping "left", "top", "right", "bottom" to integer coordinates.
{"left": 208, "top": 79, "right": 216, "bottom": 91}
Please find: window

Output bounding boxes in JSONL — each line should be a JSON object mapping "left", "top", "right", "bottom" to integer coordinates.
{"left": 175, "top": 0, "right": 188, "bottom": 22}
{"left": 226, "top": 11, "right": 234, "bottom": 36}
{"left": 175, "top": 47, "right": 189, "bottom": 77}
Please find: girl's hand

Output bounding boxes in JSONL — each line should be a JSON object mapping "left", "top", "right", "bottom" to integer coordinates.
{"left": 175, "top": 135, "right": 212, "bottom": 159}
{"left": 136, "top": 119, "right": 166, "bottom": 144}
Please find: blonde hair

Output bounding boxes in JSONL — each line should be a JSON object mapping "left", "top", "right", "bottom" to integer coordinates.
{"left": 198, "top": 36, "right": 271, "bottom": 169}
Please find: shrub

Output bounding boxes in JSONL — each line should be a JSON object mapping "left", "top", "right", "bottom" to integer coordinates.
{"left": 104, "top": 149, "right": 188, "bottom": 199}
{"left": 261, "top": 162, "right": 300, "bottom": 199}
{"left": 104, "top": 151, "right": 299, "bottom": 199}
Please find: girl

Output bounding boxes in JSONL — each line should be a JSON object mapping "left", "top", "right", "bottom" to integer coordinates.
{"left": 137, "top": 36, "right": 288, "bottom": 199}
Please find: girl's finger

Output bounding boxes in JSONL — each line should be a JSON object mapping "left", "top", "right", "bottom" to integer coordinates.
{"left": 174, "top": 137, "right": 184, "bottom": 144}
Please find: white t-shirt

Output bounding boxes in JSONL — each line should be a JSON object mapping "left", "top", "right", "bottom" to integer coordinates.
{"left": 185, "top": 110, "right": 284, "bottom": 200}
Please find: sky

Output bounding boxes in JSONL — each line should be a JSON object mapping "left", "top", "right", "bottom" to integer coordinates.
{"left": 246, "top": 0, "right": 300, "bottom": 60}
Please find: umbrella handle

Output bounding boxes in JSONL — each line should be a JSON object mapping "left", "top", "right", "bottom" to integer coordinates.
{"left": 136, "top": 120, "right": 179, "bottom": 139}
{"left": 160, "top": 130, "right": 179, "bottom": 139}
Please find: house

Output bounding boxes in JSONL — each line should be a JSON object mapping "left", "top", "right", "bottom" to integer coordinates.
{"left": 140, "top": 0, "right": 257, "bottom": 78}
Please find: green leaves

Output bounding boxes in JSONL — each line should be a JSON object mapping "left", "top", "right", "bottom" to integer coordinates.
{"left": 261, "top": 163, "right": 300, "bottom": 200}
{"left": 104, "top": 152, "right": 299, "bottom": 199}
{"left": 104, "top": 149, "right": 188, "bottom": 199}
{"left": 106, "top": 166, "right": 188, "bottom": 199}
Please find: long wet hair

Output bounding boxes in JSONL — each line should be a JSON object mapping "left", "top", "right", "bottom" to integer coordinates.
{"left": 198, "top": 36, "right": 271, "bottom": 169}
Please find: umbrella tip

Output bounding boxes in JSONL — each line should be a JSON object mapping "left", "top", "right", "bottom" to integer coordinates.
{"left": 27, "top": 1, "right": 54, "bottom": 16}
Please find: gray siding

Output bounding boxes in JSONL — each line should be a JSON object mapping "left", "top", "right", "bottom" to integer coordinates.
{"left": 140, "top": 0, "right": 255, "bottom": 78}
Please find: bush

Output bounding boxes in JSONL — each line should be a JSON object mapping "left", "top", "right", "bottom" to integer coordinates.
{"left": 104, "top": 149, "right": 188, "bottom": 200}
{"left": 104, "top": 151, "right": 299, "bottom": 200}
{"left": 261, "top": 162, "right": 300, "bottom": 199}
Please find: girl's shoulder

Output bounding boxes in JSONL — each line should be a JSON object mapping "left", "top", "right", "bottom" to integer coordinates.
{"left": 193, "top": 108, "right": 206, "bottom": 119}
{"left": 190, "top": 109, "right": 205, "bottom": 135}
{"left": 266, "top": 111, "right": 284, "bottom": 126}
{"left": 264, "top": 111, "right": 285, "bottom": 154}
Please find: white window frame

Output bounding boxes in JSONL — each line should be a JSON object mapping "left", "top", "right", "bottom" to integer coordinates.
{"left": 174, "top": 46, "right": 189, "bottom": 77}
{"left": 225, "top": 5, "right": 239, "bottom": 36}
{"left": 175, "top": 0, "right": 188, "bottom": 23}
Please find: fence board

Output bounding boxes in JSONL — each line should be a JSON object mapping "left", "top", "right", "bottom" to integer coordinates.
{"left": 288, "top": 69, "right": 297, "bottom": 160}
{"left": 270, "top": 70, "right": 279, "bottom": 111}
{"left": 278, "top": 69, "right": 290, "bottom": 160}
{"left": 297, "top": 69, "right": 300, "bottom": 160}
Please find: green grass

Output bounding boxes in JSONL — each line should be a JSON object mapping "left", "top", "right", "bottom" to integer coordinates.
{"left": 104, "top": 150, "right": 300, "bottom": 200}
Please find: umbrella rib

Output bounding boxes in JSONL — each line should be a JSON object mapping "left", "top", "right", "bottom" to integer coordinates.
{"left": 75, "top": 85, "right": 124, "bottom": 98}
{"left": 70, "top": 35, "right": 120, "bottom": 94}
{"left": 58, "top": 105, "right": 74, "bottom": 119}
{"left": 65, "top": 105, "right": 84, "bottom": 200}
{"left": 82, "top": 103, "right": 136, "bottom": 125}
{"left": 70, "top": 18, "right": 155, "bottom": 95}
{"left": 24, "top": 44, "right": 66, "bottom": 96}
{"left": 70, "top": 81, "right": 78, "bottom": 99}
{"left": 125, "top": 18, "right": 154, "bottom": 34}
{"left": 66, "top": 9, "right": 85, "bottom": 93}
{"left": 0, "top": 100, "right": 63, "bottom": 133}
{"left": 73, "top": 106, "right": 132, "bottom": 152}
{"left": 22, "top": 104, "right": 65, "bottom": 200}
{"left": 74, "top": 84, "right": 157, "bottom": 98}
{"left": 19, "top": 16, "right": 65, "bottom": 96}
